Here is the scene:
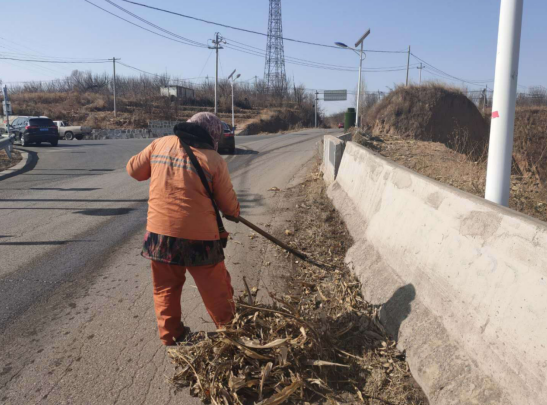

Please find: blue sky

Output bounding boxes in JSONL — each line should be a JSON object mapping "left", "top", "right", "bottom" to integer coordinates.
{"left": 1, "top": 0, "right": 546, "bottom": 114}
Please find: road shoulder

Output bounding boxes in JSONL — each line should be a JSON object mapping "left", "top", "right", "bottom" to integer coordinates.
{"left": 0, "top": 150, "right": 321, "bottom": 405}
{"left": 0, "top": 150, "right": 32, "bottom": 181}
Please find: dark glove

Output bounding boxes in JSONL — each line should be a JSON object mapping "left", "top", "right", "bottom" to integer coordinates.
{"left": 224, "top": 215, "right": 240, "bottom": 223}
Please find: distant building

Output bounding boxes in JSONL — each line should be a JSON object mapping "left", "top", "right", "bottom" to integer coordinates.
{"left": 160, "top": 85, "right": 195, "bottom": 99}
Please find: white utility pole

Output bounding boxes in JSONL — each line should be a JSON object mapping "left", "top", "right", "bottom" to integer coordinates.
{"left": 209, "top": 33, "right": 225, "bottom": 114}
{"left": 418, "top": 63, "right": 423, "bottom": 84}
{"left": 112, "top": 57, "right": 117, "bottom": 117}
{"left": 228, "top": 69, "right": 240, "bottom": 130}
{"left": 214, "top": 33, "right": 219, "bottom": 114}
{"left": 315, "top": 91, "right": 319, "bottom": 128}
{"left": 485, "top": 0, "right": 524, "bottom": 206}
{"left": 2, "top": 85, "right": 11, "bottom": 138}
{"left": 406, "top": 46, "right": 411, "bottom": 86}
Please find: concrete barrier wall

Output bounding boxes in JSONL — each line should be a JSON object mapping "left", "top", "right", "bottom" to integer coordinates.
{"left": 148, "top": 120, "right": 181, "bottom": 137}
{"left": 328, "top": 141, "right": 547, "bottom": 405}
{"left": 322, "top": 135, "right": 346, "bottom": 184}
{"left": 85, "top": 128, "right": 155, "bottom": 140}
{"left": 82, "top": 121, "right": 180, "bottom": 140}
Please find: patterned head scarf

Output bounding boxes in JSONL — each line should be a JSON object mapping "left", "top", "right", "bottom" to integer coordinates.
{"left": 187, "top": 112, "right": 223, "bottom": 150}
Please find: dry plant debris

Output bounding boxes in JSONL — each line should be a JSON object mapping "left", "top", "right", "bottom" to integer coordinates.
{"left": 168, "top": 165, "right": 428, "bottom": 405}
{"left": 0, "top": 149, "right": 22, "bottom": 172}
{"left": 354, "top": 130, "right": 547, "bottom": 223}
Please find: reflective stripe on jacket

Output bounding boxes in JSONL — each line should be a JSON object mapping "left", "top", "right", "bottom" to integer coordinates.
{"left": 127, "top": 135, "right": 240, "bottom": 240}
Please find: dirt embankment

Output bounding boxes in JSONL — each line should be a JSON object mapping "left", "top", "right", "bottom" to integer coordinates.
{"left": 365, "top": 84, "right": 489, "bottom": 157}
{"left": 354, "top": 84, "right": 547, "bottom": 222}
{"left": 242, "top": 106, "right": 317, "bottom": 135}
{"left": 7, "top": 91, "right": 319, "bottom": 134}
{"left": 7, "top": 92, "right": 263, "bottom": 130}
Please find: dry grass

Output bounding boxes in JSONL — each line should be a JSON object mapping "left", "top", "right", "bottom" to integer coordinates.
{"left": 364, "top": 84, "right": 488, "bottom": 158}
{"left": 353, "top": 131, "right": 547, "bottom": 223}
{"left": 0, "top": 149, "right": 22, "bottom": 172}
{"left": 513, "top": 106, "right": 547, "bottom": 187}
{"left": 168, "top": 167, "right": 428, "bottom": 405}
{"left": 8, "top": 91, "right": 267, "bottom": 130}
{"left": 244, "top": 107, "right": 317, "bottom": 135}
{"left": 7, "top": 71, "right": 320, "bottom": 130}
{"left": 353, "top": 87, "right": 547, "bottom": 223}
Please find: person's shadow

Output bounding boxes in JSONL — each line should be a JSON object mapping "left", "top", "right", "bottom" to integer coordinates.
{"left": 379, "top": 284, "right": 416, "bottom": 342}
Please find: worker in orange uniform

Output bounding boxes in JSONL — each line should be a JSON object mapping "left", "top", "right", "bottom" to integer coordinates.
{"left": 126, "top": 112, "right": 240, "bottom": 345}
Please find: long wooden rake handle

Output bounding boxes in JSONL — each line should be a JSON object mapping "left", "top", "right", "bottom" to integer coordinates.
{"left": 226, "top": 215, "right": 332, "bottom": 269}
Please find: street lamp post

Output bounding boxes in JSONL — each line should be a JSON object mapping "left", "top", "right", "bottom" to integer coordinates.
{"left": 228, "top": 69, "right": 241, "bottom": 130}
{"left": 335, "top": 28, "right": 370, "bottom": 128}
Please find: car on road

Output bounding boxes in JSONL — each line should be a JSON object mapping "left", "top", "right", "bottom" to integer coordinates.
{"left": 10, "top": 116, "right": 59, "bottom": 146}
{"left": 338, "top": 122, "right": 344, "bottom": 129}
{"left": 218, "top": 121, "right": 235, "bottom": 154}
{"left": 53, "top": 120, "right": 92, "bottom": 140}
{"left": 1, "top": 116, "right": 20, "bottom": 134}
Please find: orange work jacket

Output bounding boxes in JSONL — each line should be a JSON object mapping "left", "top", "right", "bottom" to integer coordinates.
{"left": 127, "top": 135, "right": 240, "bottom": 240}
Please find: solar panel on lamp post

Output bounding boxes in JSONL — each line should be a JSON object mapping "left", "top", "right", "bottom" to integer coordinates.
{"left": 335, "top": 28, "right": 370, "bottom": 128}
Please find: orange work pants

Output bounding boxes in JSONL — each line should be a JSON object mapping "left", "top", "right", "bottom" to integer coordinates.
{"left": 151, "top": 260, "right": 235, "bottom": 345}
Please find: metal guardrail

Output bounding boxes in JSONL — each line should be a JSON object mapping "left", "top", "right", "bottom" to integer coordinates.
{"left": 0, "top": 135, "right": 14, "bottom": 159}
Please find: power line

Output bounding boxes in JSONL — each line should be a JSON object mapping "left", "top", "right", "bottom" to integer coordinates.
{"left": 197, "top": 50, "right": 214, "bottom": 78}
{"left": 0, "top": 52, "right": 72, "bottom": 76}
{"left": 85, "top": 0, "right": 406, "bottom": 74}
{"left": 1, "top": 60, "right": 59, "bottom": 80}
{"left": 0, "top": 56, "right": 109, "bottom": 63}
{"left": 0, "top": 48, "right": 107, "bottom": 63}
{"left": 117, "top": 61, "right": 206, "bottom": 81}
{"left": 223, "top": 43, "right": 410, "bottom": 73}
{"left": 104, "top": 0, "right": 208, "bottom": 48}
{"left": 223, "top": 43, "right": 354, "bottom": 71}
{"left": 0, "top": 39, "right": 76, "bottom": 76}
{"left": 225, "top": 38, "right": 356, "bottom": 69}
{"left": 0, "top": 36, "right": 109, "bottom": 67}
{"left": 411, "top": 53, "right": 493, "bottom": 88}
{"left": 117, "top": 62, "right": 168, "bottom": 77}
{"left": 120, "top": 0, "right": 406, "bottom": 53}
{"left": 223, "top": 38, "right": 419, "bottom": 72}
{"left": 83, "top": 0, "right": 208, "bottom": 49}
{"left": 3, "top": 78, "right": 65, "bottom": 84}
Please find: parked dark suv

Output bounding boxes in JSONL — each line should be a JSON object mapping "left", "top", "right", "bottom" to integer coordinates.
{"left": 10, "top": 116, "right": 59, "bottom": 146}
{"left": 218, "top": 121, "right": 235, "bottom": 154}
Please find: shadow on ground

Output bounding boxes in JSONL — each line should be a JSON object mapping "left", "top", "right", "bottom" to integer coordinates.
{"left": 379, "top": 284, "right": 416, "bottom": 342}
{"left": 220, "top": 148, "right": 259, "bottom": 156}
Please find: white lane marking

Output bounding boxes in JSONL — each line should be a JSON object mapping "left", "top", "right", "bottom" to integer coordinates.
{"left": 44, "top": 148, "right": 74, "bottom": 152}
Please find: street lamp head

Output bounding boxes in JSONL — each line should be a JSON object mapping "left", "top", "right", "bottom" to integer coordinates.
{"left": 236, "top": 74, "right": 241, "bottom": 79}
{"left": 355, "top": 29, "right": 371, "bottom": 48}
{"left": 334, "top": 42, "right": 349, "bottom": 48}
{"left": 227, "top": 69, "right": 236, "bottom": 80}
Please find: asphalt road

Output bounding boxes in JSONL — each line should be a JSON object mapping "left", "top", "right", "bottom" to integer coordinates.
{"left": 0, "top": 128, "right": 336, "bottom": 404}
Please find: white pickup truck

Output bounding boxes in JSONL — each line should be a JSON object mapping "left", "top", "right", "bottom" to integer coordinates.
{"left": 53, "top": 121, "right": 92, "bottom": 140}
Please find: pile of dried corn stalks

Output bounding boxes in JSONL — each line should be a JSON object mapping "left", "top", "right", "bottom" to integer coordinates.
{"left": 168, "top": 168, "right": 427, "bottom": 405}
{"left": 169, "top": 267, "right": 423, "bottom": 405}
